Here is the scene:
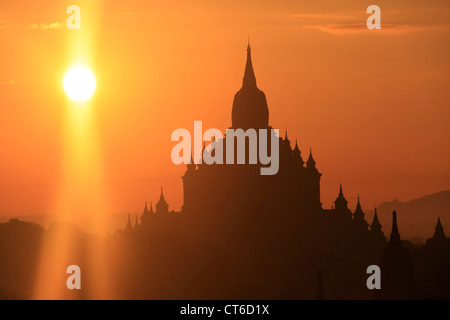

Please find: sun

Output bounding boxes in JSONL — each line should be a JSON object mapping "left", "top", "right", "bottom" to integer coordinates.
{"left": 63, "top": 65, "right": 96, "bottom": 102}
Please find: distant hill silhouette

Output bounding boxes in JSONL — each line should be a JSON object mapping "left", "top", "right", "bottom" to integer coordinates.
{"left": 2, "top": 190, "right": 448, "bottom": 241}
{"left": 0, "top": 213, "right": 129, "bottom": 235}
{"left": 369, "top": 190, "right": 450, "bottom": 242}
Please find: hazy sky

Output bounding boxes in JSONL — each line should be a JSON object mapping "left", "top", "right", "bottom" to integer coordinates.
{"left": 0, "top": 0, "right": 449, "bottom": 217}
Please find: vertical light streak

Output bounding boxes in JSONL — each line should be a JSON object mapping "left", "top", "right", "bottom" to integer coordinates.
{"left": 33, "top": 0, "right": 112, "bottom": 299}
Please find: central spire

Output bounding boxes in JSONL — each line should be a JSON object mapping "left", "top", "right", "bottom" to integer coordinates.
{"left": 243, "top": 39, "right": 257, "bottom": 88}
{"left": 231, "top": 40, "right": 269, "bottom": 129}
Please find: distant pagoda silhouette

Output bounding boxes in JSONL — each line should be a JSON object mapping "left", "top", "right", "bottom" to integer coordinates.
{"left": 376, "top": 211, "right": 417, "bottom": 299}
{"left": 370, "top": 207, "right": 386, "bottom": 244}
{"left": 433, "top": 217, "right": 446, "bottom": 241}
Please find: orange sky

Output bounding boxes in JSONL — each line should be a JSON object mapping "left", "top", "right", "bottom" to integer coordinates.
{"left": 0, "top": 0, "right": 449, "bottom": 219}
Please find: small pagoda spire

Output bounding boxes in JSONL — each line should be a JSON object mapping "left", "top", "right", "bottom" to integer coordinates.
{"left": 356, "top": 196, "right": 361, "bottom": 211}
{"left": 353, "top": 195, "right": 366, "bottom": 223}
{"left": 307, "top": 148, "right": 316, "bottom": 168}
{"left": 334, "top": 184, "right": 349, "bottom": 213}
{"left": 372, "top": 207, "right": 381, "bottom": 227}
{"left": 283, "top": 131, "right": 291, "bottom": 148}
{"left": 390, "top": 210, "right": 401, "bottom": 245}
{"left": 433, "top": 217, "right": 446, "bottom": 240}
{"left": 370, "top": 207, "right": 385, "bottom": 241}
{"left": 156, "top": 187, "right": 169, "bottom": 214}
{"left": 293, "top": 140, "right": 304, "bottom": 166}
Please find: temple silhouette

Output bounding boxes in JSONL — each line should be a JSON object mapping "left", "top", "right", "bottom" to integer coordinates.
{"left": 130, "top": 43, "right": 387, "bottom": 253}
{"left": 0, "top": 43, "right": 448, "bottom": 300}
{"left": 114, "top": 43, "right": 449, "bottom": 299}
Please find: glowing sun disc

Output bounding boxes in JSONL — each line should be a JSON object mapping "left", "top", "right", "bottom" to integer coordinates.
{"left": 63, "top": 65, "right": 96, "bottom": 102}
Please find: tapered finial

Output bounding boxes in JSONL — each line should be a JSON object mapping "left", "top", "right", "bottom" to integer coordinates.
{"left": 390, "top": 210, "right": 401, "bottom": 244}
{"left": 243, "top": 38, "right": 256, "bottom": 88}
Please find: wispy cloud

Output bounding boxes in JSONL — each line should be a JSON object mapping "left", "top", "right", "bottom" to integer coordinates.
{"left": 28, "top": 22, "right": 63, "bottom": 30}
{"left": 0, "top": 80, "right": 17, "bottom": 85}
{"left": 285, "top": 9, "right": 433, "bottom": 35}
{"left": 288, "top": 13, "right": 360, "bottom": 21}
{"left": 305, "top": 23, "right": 424, "bottom": 35}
